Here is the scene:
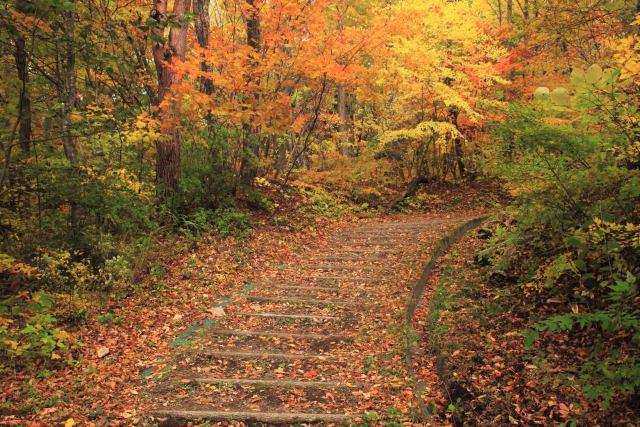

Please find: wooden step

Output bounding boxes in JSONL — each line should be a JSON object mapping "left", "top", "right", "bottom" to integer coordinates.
{"left": 339, "top": 236, "right": 416, "bottom": 241}
{"left": 246, "top": 295, "right": 363, "bottom": 306}
{"left": 307, "top": 275, "right": 381, "bottom": 281}
{"left": 301, "top": 264, "right": 385, "bottom": 271}
{"left": 191, "top": 377, "right": 351, "bottom": 388}
{"left": 301, "top": 255, "right": 386, "bottom": 262}
{"left": 329, "top": 248, "right": 399, "bottom": 254}
{"left": 239, "top": 311, "right": 340, "bottom": 320}
{"left": 274, "top": 284, "right": 342, "bottom": 292}
{"left": 336, "top": 241, "right": 412, "bottom": 247}
{"left": 199, "top": 351, "right": 327, "bottom": 360}
{"left": 209, "top": 328, "right": 351, "bottom": 341}
{"left": 154, "top": 409, "right": 351, "bottom": 424}
{"left": 339, "top": 230, "right": 419, "bottom": 235}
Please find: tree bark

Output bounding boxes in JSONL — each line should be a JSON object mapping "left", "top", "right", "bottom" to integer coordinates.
{"left": 498, "top": 0, "right": 503, "bottom": 25}
{"left": 193, "top": 0, "right": 213, "bottom": 94}
{"left": 454, "top": 137, "right": 465, "bottom": 178}
{"left": 240, "top": 0, "right": 262, "bottom": 187}
{"left": 151, "top": 0, "right": 191, "bottom": 201}
{"left": 507, "top": 0, "right": 513, "bottom": 23}
{"left": 62, "top": 5, "right": 79, "bottom": 166}
{"left": 389, "top": 176, "right": 433, "bottom": 208}
{"left": 61, "top": 2, "right": 82, "bottom": 234}
{"left": 449, "top": 108, "right": 465, "bottom": 179}
{"left": 336, "top": 84, "right": 352, "bottom": 155}
{"left": 14, "top": 36, "right": 31, "bottom": 153}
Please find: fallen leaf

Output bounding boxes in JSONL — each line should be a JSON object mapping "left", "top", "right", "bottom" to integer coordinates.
{"left": 208, "top": 306, "right": 226, "bottom": 317}
{"left": 97, "top": 346, "right": 110, "bottom": 358}
{"left": 303, "top": 370, "right": 319, "bottom": 379}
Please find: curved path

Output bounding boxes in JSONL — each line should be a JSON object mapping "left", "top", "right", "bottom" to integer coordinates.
{"left": 150, "top": 215, "right": 472, "bottom": 426}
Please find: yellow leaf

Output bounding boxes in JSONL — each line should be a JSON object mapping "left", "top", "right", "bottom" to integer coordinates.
{"left": 51, "top": 352, "right": 61, "bottom": 360}
{"left": 54, "top": 329, "right": 70, "bottom": 341}
{"left": 3, "top": 339, "right": 18, "bottom": 350}
{"left": 65, "top": 418, "right": 75, "bottom": 427}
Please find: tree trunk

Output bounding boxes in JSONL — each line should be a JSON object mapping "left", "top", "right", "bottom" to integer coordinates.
{"left": 240, "top": 0, "right": 261, "bottom": 187}
{"left": 62, "top": 6, "right": 79, "bottom": 166}
{"left": 246, "top": 0, "right": 261, "bottom": 52}
{"left": 498, "top": 0, "right": 502, "bottom": 25}
{"left": 454, "top": 137, "right": 465, "bottom": 178}
{"left": 506, "top": 0, "right": 513, "bottom": 23}
{"left": 448, "top": 108, "right": 465, "bottom": 179}
{"left": 62, "top": 2, "right": 81, "bottom": 234}
{"left": 337, "top": 84, "right": 352, "bottom": 155}
{"left": 151, "top": 0, "right": 191, "bottom": 201}
{"left": 523, "top": 0, "right": 529, "bottom": 21}
{"left": 14, "top": 35, "right": 31, "bottom": 153}
{"left": 389, "top": 176, "right": 432, "bottom": 208}
{"left": 193, "top": 0, "right": 213, "bottom": 95}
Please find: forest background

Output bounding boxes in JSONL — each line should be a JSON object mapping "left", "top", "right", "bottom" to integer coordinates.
{"left": 1, "top": 0, "right": 639, "bottom": 424}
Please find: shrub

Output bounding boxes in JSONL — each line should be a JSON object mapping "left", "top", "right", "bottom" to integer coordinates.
{"left": 482, "top": 65, "right": 640, "bottom": 407}
{"left": 297, "top": 185, "right": 344, "bottom": 218}
{"left": 212, "top": 208, "right": 252, "bottom": 237}
{"left": 247, "top": 189, "right": 274, "bottom": 213}
{"left": 0, "top": 292, "right": 75, "bottom": 370}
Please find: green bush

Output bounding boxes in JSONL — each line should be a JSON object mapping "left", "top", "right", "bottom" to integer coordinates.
{"left": 212, "top": 208, "right": 252, "bottom": 237}
{"left": 484, "top": 72, "right": 640, "bottom": 406}
{"left": 0, "top": 292, "right": 75, "bottom": 369}
{"left": 298, "top": 186, "right": 344, "bottom": 218}
{"left": 247, "top": 189, "right": 274, "bottom": 213}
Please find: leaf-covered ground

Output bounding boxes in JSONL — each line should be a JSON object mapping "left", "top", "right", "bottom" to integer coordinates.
{"left": 146, "top": 212, "right": 491, "bottom": 426}
{"left": 1, "top": 181, "right": 499, "bottom": 426}
{"left": 411, "top": 231, "right": 640, "bottom": 426}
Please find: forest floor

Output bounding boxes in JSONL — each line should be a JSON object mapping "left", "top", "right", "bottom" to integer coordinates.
{"left": 147, "top": 213, "right": 483, "bottom": 426}
{"left": 0, "top": 180, "right": 501, "bottom": 426}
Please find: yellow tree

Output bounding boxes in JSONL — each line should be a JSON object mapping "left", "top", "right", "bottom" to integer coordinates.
{"left": 357, "top": 0, "right": 512, "bottom": 185}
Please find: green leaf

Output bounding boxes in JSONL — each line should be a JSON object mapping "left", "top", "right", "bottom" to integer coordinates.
{"left": 150, "top": 34, "right": 165, "bottom": 44}
{"left": 62, "top": 1, "right": 75, "bottom": 11}
{"left": 571, "top": 68, "right": 586, "bottom": 85}
{"left": 550, "top": 87, "right": 570, "bottom": 105}
{"left": 534, "top": 87, "right": 550, "bottom": 98}
{"left": 584, "top": 64, "right": 603, "bottom": 85}
{"left": 522, "top": 329, "right": 539, "bottom": 348}
{"left": 20, "top": 324, "right": 37, "bottom": 334}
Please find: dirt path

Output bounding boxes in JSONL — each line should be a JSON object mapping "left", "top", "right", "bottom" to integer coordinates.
{"left": 147, "top": 214, "right": 477, "bottom": 426}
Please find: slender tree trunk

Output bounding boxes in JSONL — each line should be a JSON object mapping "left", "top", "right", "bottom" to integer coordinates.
{"left": 507, "top": 0, "right": 513, "bottom": 23}
{"left": 14, "top": 36, "right": 31, "bottom": 153}
{"left": 151, "top": 0, "right": 191, "bottom": 201}
{"left": 534, "top": 0, "right": 539, "bottom": 18}
{"left": 240, "top": 0, "right": 261, "bottom": 187}
{"left": 62, "top": 6, "right": 79, "bottom": 166}
{"left": 193, "top": 0, "right": 213, "bottom": 95}
{"left": 337, "top": 84, "right": 352, "bottom": 155}
{"left": 449, "top": 108, "right": 465, "bottom": 179}
{"left": 523, "top": 0, "right": 529, "bottom": 21}
{"left": 498, "top": 0, "right": 503, "bottom": 25}
{"left": 212, "top": 0, "right": 224, "bottom": 27}
{"left": 62, "top": 2, "right": 82, "bottom": 233}
{"left": 454, "top": 137, "right": 465, "bottom": 178}
{"left": 389, "top": 176, "right": 433, "bottom": 208}
{"left": 335, "top": 8, "right": 351, "bottom": 156}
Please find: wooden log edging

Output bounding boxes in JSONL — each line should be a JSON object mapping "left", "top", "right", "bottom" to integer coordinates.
{"left": 405, "top": 215, "right": 488, "bottom": 321}
{"left": 403, "top": 215, "right": 488, "bottom": 418}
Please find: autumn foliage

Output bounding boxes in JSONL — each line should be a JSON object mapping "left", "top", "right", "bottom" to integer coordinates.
{"left": 1, "top": 0, "right": 640, "bottom": 424}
